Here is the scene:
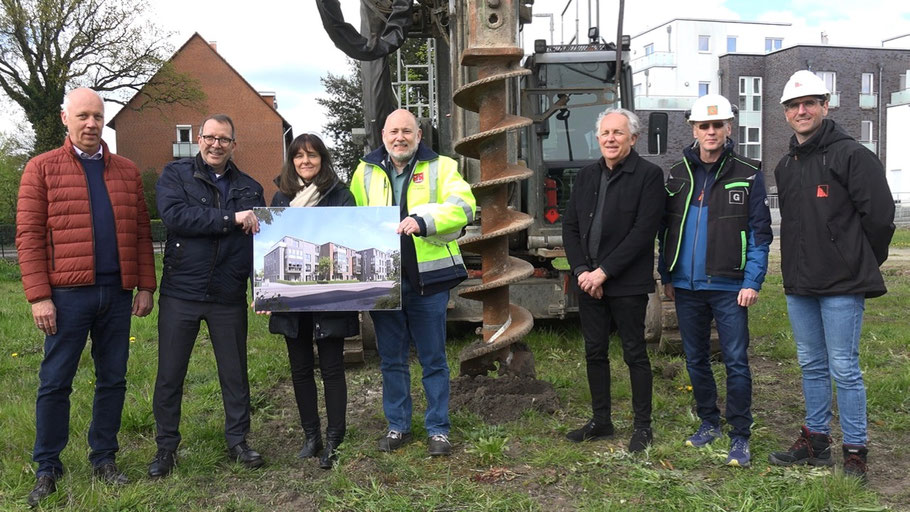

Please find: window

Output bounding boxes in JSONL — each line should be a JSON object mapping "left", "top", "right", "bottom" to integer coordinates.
{"left": 862, "top": 73, "right": 874, "bottom": 94}
{"left": 765, "top": 38, "right": 782, "bottom": 52}
{"left": 815, "top": 71, "right": 836, "bottom": 93}
{"left": 644, "top": 43, "right": 654, "bottom": 56}
{"left": 738, "top": 126, "right": 761, "bottom": 159}
{"left": 727, "top": 36, "right": 737, "bottom": 53}
{"left": 698, "top": 82, "right": 710, "bottom": 96}
{"left": 176, "top": 125, "right": 192, "bottom": 143}
{"left": 901, "top": 72, "right": 908, "bottom": 90}
{"left": 738, "top": 76, "right": 762, "bottom": 112}
{"left": 698, "top": 35, "right": 710, "bottom": 52}
{"left": 861, "top": 120, "right": 873, "bottom": 142}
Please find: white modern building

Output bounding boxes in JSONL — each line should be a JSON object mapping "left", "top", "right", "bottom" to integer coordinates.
{"left": 630, "top": 18, "right": 792, "bottom": 111}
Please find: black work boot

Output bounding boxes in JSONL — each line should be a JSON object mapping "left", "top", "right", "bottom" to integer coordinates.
{"left": 842, "top": 444, "right": 868, "bottom": 482}
{"left": 298, "top": 427, "right": 323, "bottom": 459}
{"left": 768, "top": 426, "right": 834, "bottom": 466}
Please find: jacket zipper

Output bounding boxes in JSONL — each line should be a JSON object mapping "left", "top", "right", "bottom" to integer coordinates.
{"left": 48, "top": 228, "right": 56, "bottom": 270}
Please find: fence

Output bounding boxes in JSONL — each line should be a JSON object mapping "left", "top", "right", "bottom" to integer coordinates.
{"left": 0, "top": 220, "right": 168, "bottom": 260}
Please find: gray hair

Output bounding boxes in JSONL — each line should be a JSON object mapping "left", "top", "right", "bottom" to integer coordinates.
{"left": 60, "top": 88, "right": 104, "bottom": 114}
{"left": 595, "top": 107, "right": 641, "bottom": 136}
{"left": 199, "top": 113, "right": 236, "bottom": 140}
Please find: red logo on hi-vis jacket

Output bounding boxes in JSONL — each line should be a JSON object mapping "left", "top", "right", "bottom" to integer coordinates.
{"left": 817, "top": 185, "right": 828, "bottom": 198}
{"left": 412, "top": 172, "right": 424, "bottom": 183}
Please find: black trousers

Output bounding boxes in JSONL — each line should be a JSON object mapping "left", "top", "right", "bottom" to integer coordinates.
{"left": 577, "top": 293, "right": 652, "bottom": 429}
{"left": 285, "top": 314, "right": 347, "bottom": 441}
{"left": 153, "top": 295, "right": 251, "bottom": 451}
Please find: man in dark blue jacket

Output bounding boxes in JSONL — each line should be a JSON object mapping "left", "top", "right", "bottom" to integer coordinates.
{"left": 659, "top": 94, "right": 772, "bottom": 468}
{"left": 149, "top": 114, "right": 266, "bottom": 477}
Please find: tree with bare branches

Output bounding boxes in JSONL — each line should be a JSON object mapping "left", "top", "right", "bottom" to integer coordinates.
{"left": 0, "top": 0, "right": 204, "bottom": 154}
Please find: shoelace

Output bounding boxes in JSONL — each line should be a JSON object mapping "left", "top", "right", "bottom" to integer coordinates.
{"left": 731, "top": 438, "right": 749, "bottom": 453}
{"left": 789, "top": 435, "right": 809, "bottom": 451}
{"left": 430, "top": 434, "right": 450, "bottom": 444}
{"left": 387, "top": 430, "right": 403, "bottom": 439}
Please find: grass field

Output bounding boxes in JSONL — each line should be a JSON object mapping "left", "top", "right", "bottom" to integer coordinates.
{"left": 0, "top": 229, "right": 908, "bottom": 511}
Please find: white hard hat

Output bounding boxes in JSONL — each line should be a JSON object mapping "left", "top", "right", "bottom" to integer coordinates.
{"left": 687, "top": 94, "right": 735, "bottom": 122}
{"left": 780, "top": 70, "right": 830, "bottom": 104}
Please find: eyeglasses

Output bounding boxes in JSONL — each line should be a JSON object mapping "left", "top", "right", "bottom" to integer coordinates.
{"left": 200, "top": 135, "right": 234, "bottom": 146}
{"left": 696, "top": 121, "right": 726, "bottom": 130}
{"left": 784, "top": 98, "right": 823, "bottom": 112}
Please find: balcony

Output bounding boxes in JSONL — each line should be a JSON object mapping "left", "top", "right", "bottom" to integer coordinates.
{"left": 860, "top": 141, "right": 877, "bottom": 153}
{"left": 173, "top": 142, "right": 199, "bottom": 158}
{"left": 634, "top": 95, "right": 697, "bottom": 111}
{"left": 630, "top": 51, "right": 676, "bottom": 72}
{"left": 891, "top": 89, "right": 910, "bottom": 106}
{"left": 859, "top": 93, "right": 878, "bottom": 109}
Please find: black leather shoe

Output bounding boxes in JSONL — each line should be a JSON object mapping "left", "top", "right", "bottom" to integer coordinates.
{"left": 27, "top": 474, "right": 56, "bottom": 507}
{"left": 378, "top": 430, "right": 413, "bottom": 452}
{"left": 319, "top": 440, "right": 339, "bottom": 470}
{"left": 92, "top": 461, "right": 129, "bottom": 485}
{"left": 229, "top": 442, "right": 264, "bottom": 469}
{"left": 147, "top": 449, "right": 176, "bottom": 478}
{"left": 298, "top": 434, "right": 323, "bottom": 459}
{"left": 629, "top": 427, "right": 653, "bottom": 453}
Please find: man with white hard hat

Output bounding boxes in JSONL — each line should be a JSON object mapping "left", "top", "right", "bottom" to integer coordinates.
{"left": 767, "top": 70, "right": 894, "bottom": 481}
{"left": 658, "top": 94, "right": 772, "bottom": 468}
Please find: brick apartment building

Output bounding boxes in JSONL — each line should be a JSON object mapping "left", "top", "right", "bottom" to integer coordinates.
{"left": 635, "top": 44, "right": 910, "bottom": 196}
{"left": 108, "top": 33, "right": 292, "bottom": 201}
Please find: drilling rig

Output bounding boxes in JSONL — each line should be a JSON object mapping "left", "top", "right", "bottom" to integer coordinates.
{"left": 316, "top": 0, "right": 664, "bottom": 374}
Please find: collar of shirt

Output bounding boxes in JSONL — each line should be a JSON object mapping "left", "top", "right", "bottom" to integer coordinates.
{"left": 385, "top": 153, "right": 418, "bottom": 177}
{"left": 73, "top": 145, "right": 103, "bottom": 160}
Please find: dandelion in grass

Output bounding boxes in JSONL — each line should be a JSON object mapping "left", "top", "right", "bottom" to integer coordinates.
{"left": 11, "top": 352, "right": 18, "bottom": 357}
{"left": 129, "top": 336, "right": 136, "bottom": 343}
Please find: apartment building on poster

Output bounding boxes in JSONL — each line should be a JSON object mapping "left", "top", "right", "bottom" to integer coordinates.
{"left": 263, "top": 236, "right": 394, "bottom": 283}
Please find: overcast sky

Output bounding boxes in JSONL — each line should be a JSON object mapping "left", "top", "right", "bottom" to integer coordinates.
{"left": 1, "top": 0, "right": 907, "bottom": 149}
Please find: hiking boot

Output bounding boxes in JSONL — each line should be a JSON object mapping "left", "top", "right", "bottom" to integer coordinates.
{"left": 428, "top": 434, "right": 452, "bottom": 456}
{"left": 685, "top": 421, "right": 723, "bottom": 448}
{"left": 378, "top": 430, "right": 413, "bottom": 452}
{"left": 629, "top": 427, "right": 653, "bottom": 453}
{"left": 566, "top": 420, "right": 615, "bottom": 443}
{"left": 842, "top": 444, "right": 868, "bottom": 482}
{"left": 768, "top": 426, "right": 834, "bottom": 466}
{"left": 726, "top": 437, "right": 751, "bottom": 468}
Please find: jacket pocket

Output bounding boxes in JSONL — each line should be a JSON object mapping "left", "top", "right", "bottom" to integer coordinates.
{"left": 233, "top": 187, "right": 262, "bottom": 210}
{"left": 826, "top": 221, "right": 862, "bottom": 277}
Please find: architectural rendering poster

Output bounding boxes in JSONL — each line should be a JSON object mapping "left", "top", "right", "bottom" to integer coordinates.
{"left": 253, "top": 206, "right": 401, "bottom": 312}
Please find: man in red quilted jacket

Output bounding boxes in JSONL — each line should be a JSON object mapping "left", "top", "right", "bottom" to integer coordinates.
{"left": 15, "top": 87, "right": 157, "bottom": 507}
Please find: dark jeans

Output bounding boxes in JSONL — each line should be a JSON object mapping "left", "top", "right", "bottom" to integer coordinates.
{"left": 34, "top": 285, "right": 133, "bottom": 477}
{"left": 153, "top": 295, "right": 251, "bottom": 451}
{"left": 286, "top": 314, "right": 347, "bottom": 441}
{"left": 675, "top": 288, "right": 753, "bottom": 438}
{"left": 577, "top": 293, "right": 652, "bottom": 429}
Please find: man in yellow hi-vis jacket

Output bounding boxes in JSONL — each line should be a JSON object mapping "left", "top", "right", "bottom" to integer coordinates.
{"left": 351, "top": 109, "right": 475, "bottom": 457}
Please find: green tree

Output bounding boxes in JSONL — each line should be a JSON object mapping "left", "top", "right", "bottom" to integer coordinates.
{"left": 140, "top": 169, "right": 159, "bottom": 219}
{"left": 316, "top": 59, "right": 363, "bottom": 182}
{"left": 0, "top": 0, "right": 204, "bottom": 154}
{"left": 317, "top": 256, "right": 332, "bottom": 282}
{"left": 388, "top": 250, "right": 400, "bottom": 282}
{"left": 0, "top": 131, "right": 28, "bottom": 224}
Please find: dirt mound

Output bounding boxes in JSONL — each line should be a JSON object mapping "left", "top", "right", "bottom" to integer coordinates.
{"left": 450, "top": 374, "right": 560, "bottom": 424}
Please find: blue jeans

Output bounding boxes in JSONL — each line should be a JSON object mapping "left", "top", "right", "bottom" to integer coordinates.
{"left": 370, "top": 279, "right": 450, "bottom": 436}
{"left": 786, "top": 294, "right": 867, "bottom": 445}
{"left": 34, "top": 285, "right": 133, "bottom": 477}
{"left": 675, "top": 288, "right": 752, "bottom": 438}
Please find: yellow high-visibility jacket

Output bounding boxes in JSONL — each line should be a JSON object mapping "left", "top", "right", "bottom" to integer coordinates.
{"left": 351, "top": 143, "right": 476, "bottom": 295}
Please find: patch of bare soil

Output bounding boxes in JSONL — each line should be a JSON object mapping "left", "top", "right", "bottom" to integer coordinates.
{"left": 449, "top": 374, "right": 560, "bottom": 424}
{"left": 750, "top": 352, "right": 910, "bottom": 508}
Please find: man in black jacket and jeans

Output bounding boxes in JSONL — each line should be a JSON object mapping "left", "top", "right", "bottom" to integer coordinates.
{"left": 562, "top": 108, "right": 665, "bottom": 452}
{"left": 149, "top": 114, "right": 266, "bottom": 477}
{"left": 768, "top": 71, "right": 894, "bottom": 481}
